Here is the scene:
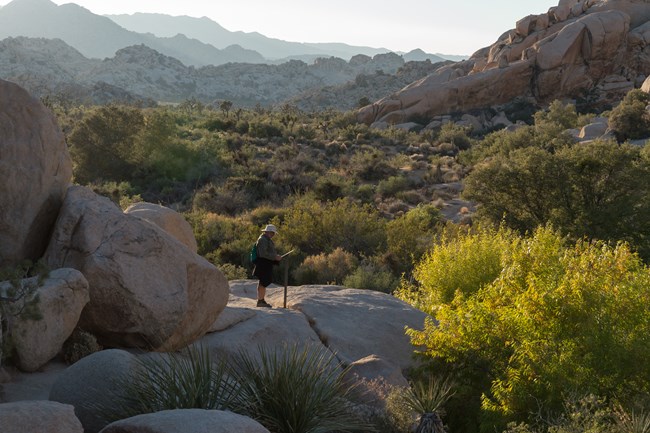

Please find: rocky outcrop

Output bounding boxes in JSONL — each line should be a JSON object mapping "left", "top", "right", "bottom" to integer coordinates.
{"left": 98, "top": 409, "right": 271, "bottom": 433}
{"left": 358, "top": 0, "right": 650, "bottom": 125}
{"left": 207, "top": 281, "right": 428, "bottom": 371}
{"left": 0, "top": 78, "right": 72, "bottom": 267}
{"left": 0, "top": 400, "right": 83, "bottom": 433}
{"left": 49, "top": 349, "right": 139, "bottom": 433}
{"left": 5, "top": 268, "right": 89, "bottom": 372}
{"left": 124, "top": 202, "right": 198, "bottom": 253}
{"left": 44, "top": 186, "right": 229, "bottom": 351}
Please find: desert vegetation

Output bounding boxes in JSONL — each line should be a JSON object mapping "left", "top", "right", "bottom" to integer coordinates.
{"left": 41, "top": 87, "right": 650, "bottom": 433}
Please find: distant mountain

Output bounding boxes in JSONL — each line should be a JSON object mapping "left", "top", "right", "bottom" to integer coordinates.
{"left": 0, "top": 0, "right": 265, "bottom": 66}
{"left": 0, "top": 37, "right": 447, "bottom": 109}
{"left": 107, "top": 12, "right": 395, "bottom": 61}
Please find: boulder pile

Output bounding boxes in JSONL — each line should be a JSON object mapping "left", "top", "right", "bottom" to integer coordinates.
{"left": 358, "top": 0, "right": 650, "bottom": 126}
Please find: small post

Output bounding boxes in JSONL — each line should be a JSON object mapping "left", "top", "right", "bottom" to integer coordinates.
{"left": 280, "top": 249, "right": 294, "bottom": 309}
{"left": 283, "top": 261, "right": 289, "bottom": 309}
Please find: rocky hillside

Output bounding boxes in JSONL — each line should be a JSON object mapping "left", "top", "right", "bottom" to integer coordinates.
{"left": 359, "top": 0, "right": 650, "bottom": 125}
{"left": 0, "top": 37, "right": 446, "bottom": 108}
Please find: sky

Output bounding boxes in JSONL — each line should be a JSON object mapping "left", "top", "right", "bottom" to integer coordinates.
{"left": 0, "top": 0, "right": 561, "bottom": 55}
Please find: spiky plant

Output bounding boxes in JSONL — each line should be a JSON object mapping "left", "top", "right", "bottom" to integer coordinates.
{"left": 617, "top": 406, "right": 650, "bottom": 433}
{"left": 96, "top": 345, "right": 237, "bottom": 423}
{"left": 400, "top": 375, "right": 455, "bottom": 433}
{"left": 229, "top": 343, "right": 374, "bottom": 433}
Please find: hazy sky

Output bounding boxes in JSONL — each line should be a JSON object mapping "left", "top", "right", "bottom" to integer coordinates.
{"left": 0, "top": 0, "right": 561, "bottom": 55}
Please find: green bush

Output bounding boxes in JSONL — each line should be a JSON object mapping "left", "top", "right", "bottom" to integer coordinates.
{"left": 292, "top": 248, "right": 359, "bottom": 285}
{"left": 343, "top": 258, "right": 398, "bottom": 293}
{"left": 463, "top": 140, "right": 650, "bottom": 260}
{"left": 399, "top": 226, "right": 650, "bottom": 432}
{"left": 281, "top": 196, "right": 387, "bottom": 257}
{"left": 68, "top": 105, "right": 144, "bottom": 184}
{"left": 61, "top": 329, "right": 102, "bottom": 365}
{"left": 385, "top": 204, "right": 442, "bottom": 275}
{"left": 608, "top": 90, "right": 650, "bottom": 141}
{"left": 377, "top": 176, "right": 412, "bottom": 198}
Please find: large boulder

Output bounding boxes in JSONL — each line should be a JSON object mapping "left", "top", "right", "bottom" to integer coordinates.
{"left": 44, "top": 186, "right": 229, "bottom": 351}
{"left": 98, "top": 409, "right": 270, "bottom": 433}
{"left": 4, "top": 268, "right": 89, "bottom": 372}
{"left": 265, "top": 286, "right": 428, "bottom": 369}
{"left": 49, "top": 349, "right": 138, "bottom": 433}
{"left": 124, "top": 202, "right": 198, "bottom": 253}
{"left": 0, "top": 400, "right": 83, "bottom": 433}
{"left": 218, "top": 281, "right": 428, "bottom": 370}
{"left": 358, "top": 0, "right": 650, "bottom": 125}
{"left": 0, "top": 79, "right": 72, "bottom": 268}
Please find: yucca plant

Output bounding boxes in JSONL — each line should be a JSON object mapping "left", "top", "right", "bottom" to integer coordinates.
{"left": 229, "top": 343, "right": 374, "bottom": 433}
{"left": 400, "top": 375, "right": 455, "bottom": 433}
{"left": 96, "top": 345, "right": 237, "bottom": 423}
{"left": 616, "top": 406, "right": 650, "bottom": 433}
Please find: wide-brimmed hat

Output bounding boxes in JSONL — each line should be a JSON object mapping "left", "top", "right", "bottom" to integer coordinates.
{"left": 262, "top": 224, "right": 278, "bottom": 233}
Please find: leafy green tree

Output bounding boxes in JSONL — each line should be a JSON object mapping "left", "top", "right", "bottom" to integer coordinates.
{"left": 464, "top": 140, "right": 650, "bottom": 259}
{"left": 68, "top": 105, "right": 144, "bottom": 184}
{"left": 399, "top": 226, "right": 650, "bottom": 432}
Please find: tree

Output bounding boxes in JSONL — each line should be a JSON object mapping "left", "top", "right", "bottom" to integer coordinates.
{"left": 67, "top": 105, "right": 144, "bottom": 184}
{"left": 608, "top": 89, "right": 650, "bottom": 142}
{"left": 219, "top": 100, "right": 233, "bottom": 117}
{"left": 464, "top": 140, "right": 650, "bottom": 260}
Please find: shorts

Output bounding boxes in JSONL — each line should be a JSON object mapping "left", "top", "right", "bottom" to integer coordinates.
{"left": 253, "top": 258, "right": 275, "bottom": 287}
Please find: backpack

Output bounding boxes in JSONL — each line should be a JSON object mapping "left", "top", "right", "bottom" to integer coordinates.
{"left": 249, "top": 242, "right": 258, "bottom": 264}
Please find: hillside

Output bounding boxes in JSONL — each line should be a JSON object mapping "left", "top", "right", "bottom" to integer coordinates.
{"left": 0, "top": 37, "right": 445, "bottom": 107}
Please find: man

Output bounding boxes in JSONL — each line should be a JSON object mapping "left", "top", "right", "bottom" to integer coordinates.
{"left": 253, "top": 224, "right": 282, "bottom": 307}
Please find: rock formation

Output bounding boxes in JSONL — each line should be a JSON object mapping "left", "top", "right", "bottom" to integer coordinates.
{"left": 0, "top": 79, "right": 72, "bottom": 267}
{"left": 358, "top": 0, "right": 650, "bottom": 125}
{"left": 98, "top": 409, "right": 271, "bottom": 433}
{"left": 44, "top": 186, "right": 229, "bottom": 351}
{"left": 5, "top": 268, "right": 89, "bottom": 372}
{"left": 0, "top": 400, "right": 83, "bottom": 433}
{"left": 124, "top": 202, "right": 198, "bottom": 253}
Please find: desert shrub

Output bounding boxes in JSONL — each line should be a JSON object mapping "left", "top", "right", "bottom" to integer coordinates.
{"left": 313, "top": 173, "right": 354, "bottom": 202}
{"left": 436, "top": 123, "right": 473, "bottom": 150}
{"left": 354, "top": 184, "right": 376, "bottom": 203}
{"left": 229, "top": 343, "right": 371, "bottom": 433}
{"left": 281, "top": 196, "right": 387, "bottom": 257}
{"left": 609, "top": 89, "right": 650, "bottom": 141}
{"left": 377, "top": 176, "right": 412, "bottom": 198}
{"left": 61, "top": 329, "right": 102, "bottom": 365}
{"left": 292, "top": 248, "right": 359, "bottom": 285}
{"left": 247, "top": 206, "right": 287, "bottom": 228}
{"left": 248, "top": 120, "right": 284, "bottom": 138}
{"left": 399, "top": 226, "right": 650, "bottom": 432}
{"left": 217, "top": 263, "right": 248, "bottom": 280}
{"left": 343, "top": 257, "right": 398, "bottom": 293}
{"left": 534, "top": 100, "right": 579, "bottom": 131}
{"left": 188, "top": 212, "right": 258, "bottom": 259}
{"left": 385, "top": 204, "right": 442, "bottom": 275}
{"left": 396, "top": 224, "right": 513, "bottom": 309}
{"left": 346, "top": 149, "right": 398, "bottom": 181}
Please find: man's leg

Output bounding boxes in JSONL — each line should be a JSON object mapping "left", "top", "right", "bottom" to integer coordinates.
{"left": 257, "top": 283, "right": 266, "bottom": 301}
